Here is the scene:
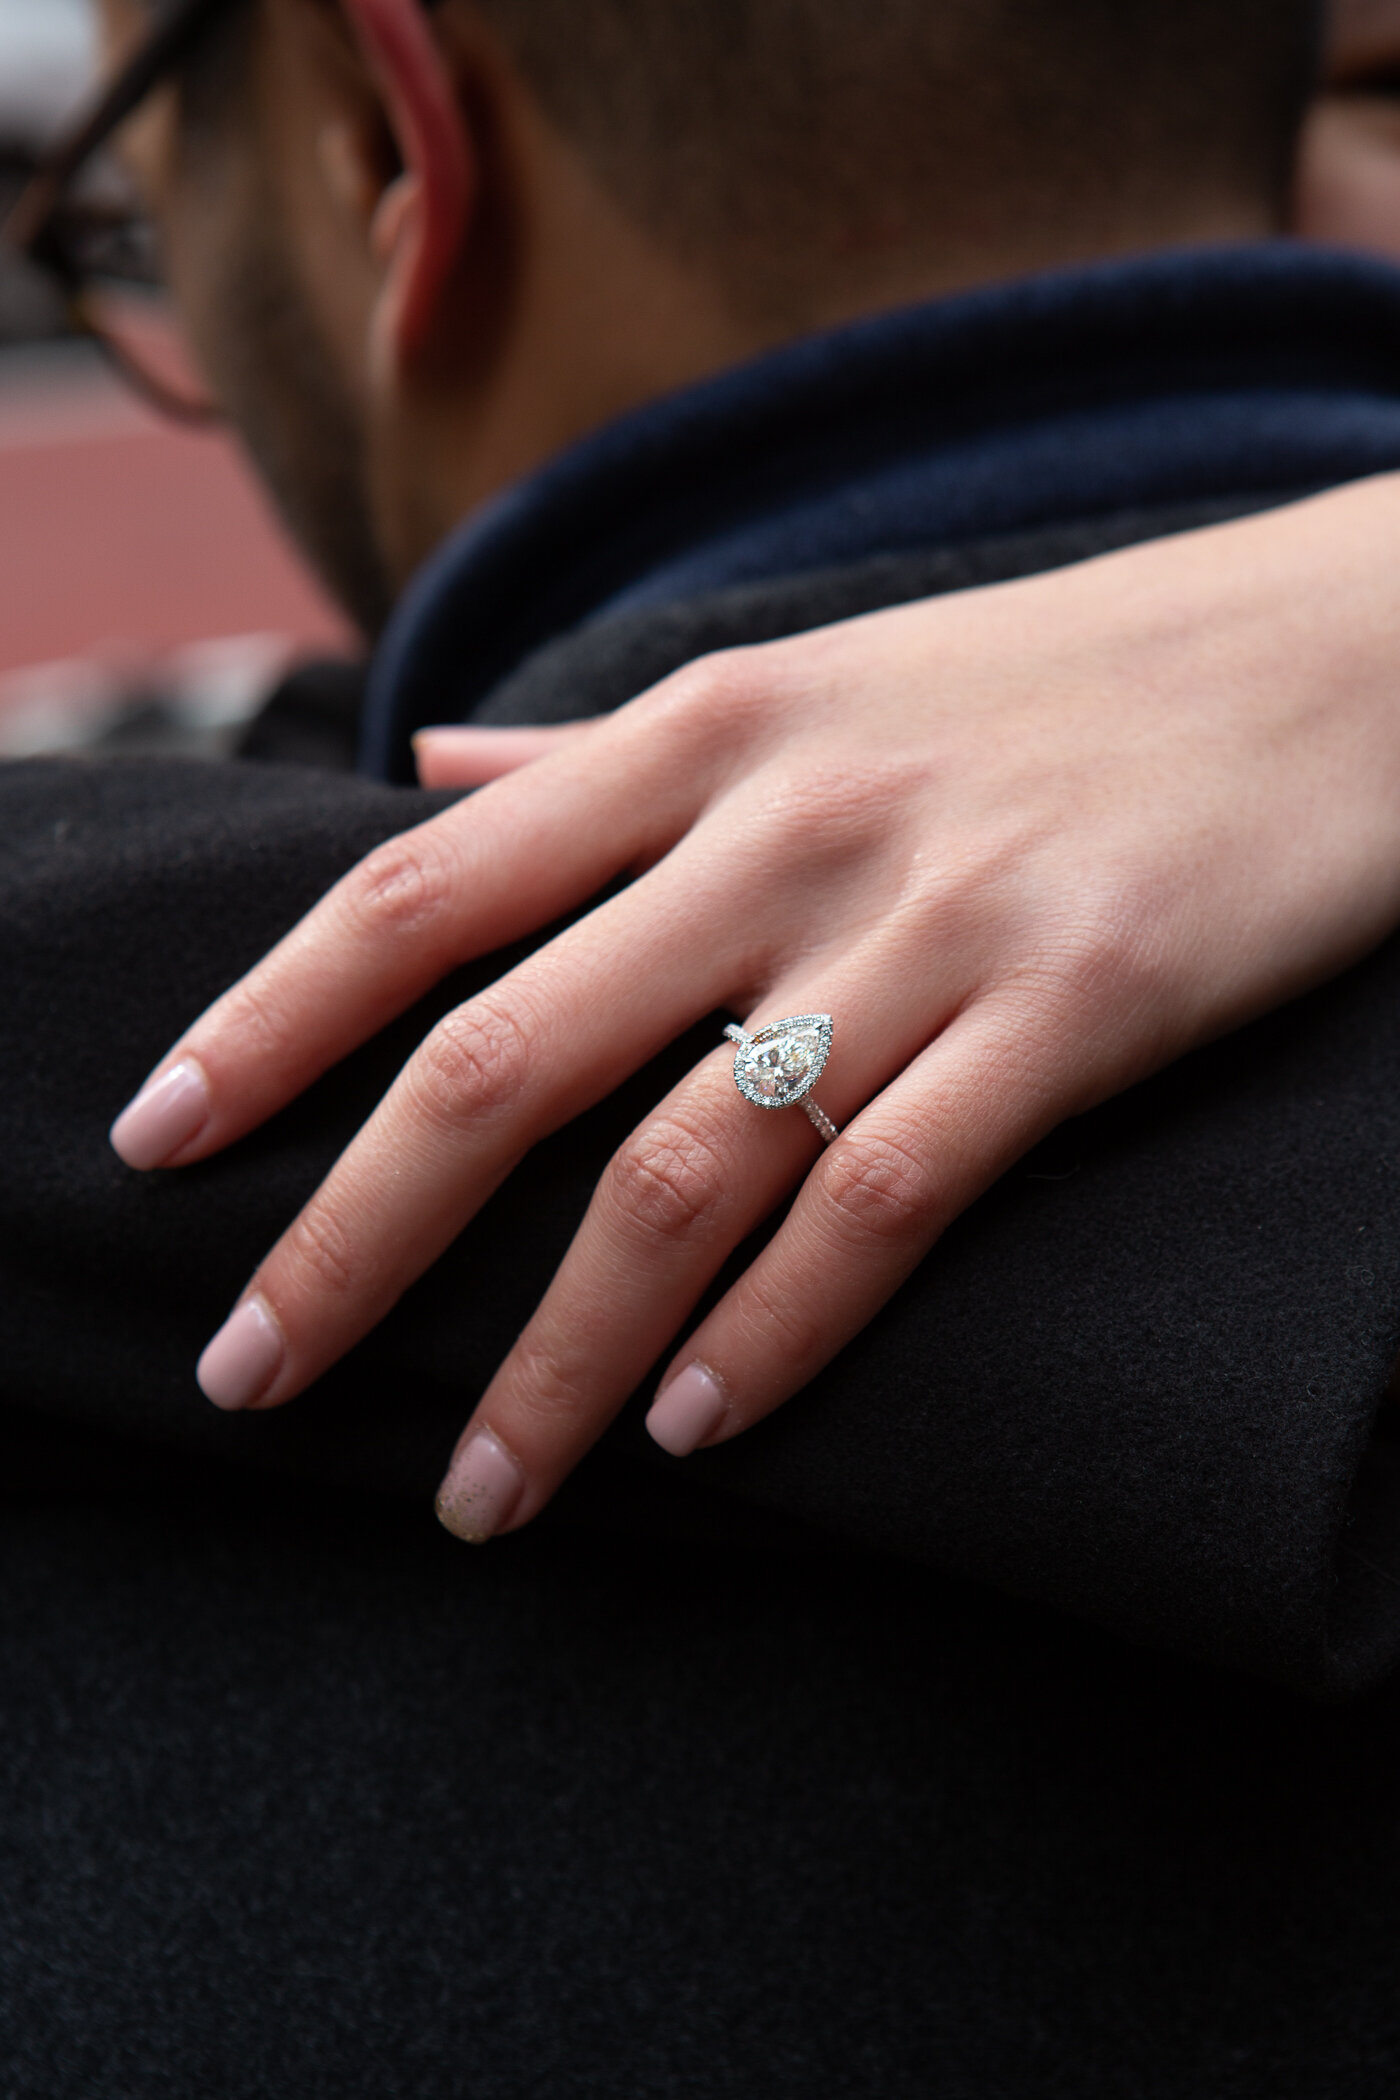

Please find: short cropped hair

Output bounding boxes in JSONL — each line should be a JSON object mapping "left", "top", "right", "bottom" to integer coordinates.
{"left": 475, "top": 0, "right": 1320, "bottom": 312}
{"left": 174, "top": 0, "right": 1321, "bottom": 316}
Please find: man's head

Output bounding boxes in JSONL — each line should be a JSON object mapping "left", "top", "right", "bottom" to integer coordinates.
{"left": 102, "top": 0, "right": 1320, "bottom": 633}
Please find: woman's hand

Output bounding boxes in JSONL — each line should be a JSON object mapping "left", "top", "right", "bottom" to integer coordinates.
{"left": 110, "top": 478, "right": 1400, "bottom": 1541}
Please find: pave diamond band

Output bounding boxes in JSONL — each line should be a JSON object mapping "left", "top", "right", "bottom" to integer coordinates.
{"left": 797, "top": 1095, "right": 839, "bottom": 1144}
{"left": 724, "top": 1015, "right": 838, "bottom": 1144}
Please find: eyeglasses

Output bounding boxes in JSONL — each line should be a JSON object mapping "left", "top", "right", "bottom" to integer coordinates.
{"left": 3, "top": 0, "right": 443, "bottom": 427}
{"left": 4, "top": 0, "right": 247, "bottom": 424}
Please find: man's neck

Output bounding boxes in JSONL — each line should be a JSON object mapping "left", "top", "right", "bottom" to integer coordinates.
{"left": 377, "top": 92, "right": 1281, "bottom": 582}
{"left": 364, "top": 242, "right": 1400, "bottom": 782}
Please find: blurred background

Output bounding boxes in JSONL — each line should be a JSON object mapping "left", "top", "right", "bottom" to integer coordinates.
{"left": 0, "top": 0, "right": 353, "bottom": 759}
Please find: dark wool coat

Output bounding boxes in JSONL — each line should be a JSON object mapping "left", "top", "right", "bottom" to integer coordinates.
{"left": 5, "top": 245, "right": 1400, "bottom": 2095}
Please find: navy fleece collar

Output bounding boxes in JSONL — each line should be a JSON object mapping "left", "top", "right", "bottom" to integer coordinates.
{"left": 363, "top": 242, "right": 1400, "bottom": 782}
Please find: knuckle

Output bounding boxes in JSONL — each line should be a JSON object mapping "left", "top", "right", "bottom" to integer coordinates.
{"left": 606, "top": 1117, "right": 730, "bottom": 1247}
{"left": 645, "top": 647, "right": 770, "bottom": 749}
{"left": 410, "top": 996, "right": 534, "bottom": 1130}
{"left": 1015, "top": 876, "right": 1164, "bottom": 1015}
{"left": 756, "top": 762, "right": 904, "bottom": 867}
{"left": 347, "top": 827, "right": 458, "bottom": 941}
{"left": 281, "top": 1203, "right": 361, "bottom": 1302}
{"left": 818, "top": 1132, "right": 940, "bottom": 1245}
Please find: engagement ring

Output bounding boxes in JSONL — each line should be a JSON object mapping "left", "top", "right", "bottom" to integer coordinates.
{"left": 724, "top": 1015, "right": 838, "bottom": 1144}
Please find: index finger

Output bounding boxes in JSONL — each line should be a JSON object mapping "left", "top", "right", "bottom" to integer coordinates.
{"left": 108, "top": 722, "right": 702, "bottom": 1172}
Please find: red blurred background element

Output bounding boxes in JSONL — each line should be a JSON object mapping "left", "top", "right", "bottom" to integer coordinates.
{"left": 0, "top": 350, "right": 351, "bottom": 678}
{"left": 0, "top": 2, "right": 359, "bottom": 746}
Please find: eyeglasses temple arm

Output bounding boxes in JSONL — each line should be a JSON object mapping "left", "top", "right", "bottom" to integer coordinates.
{"left": 3, "top": 0, "right": 239, "bottom": 258}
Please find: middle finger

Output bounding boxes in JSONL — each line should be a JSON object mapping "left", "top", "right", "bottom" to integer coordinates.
{"left": 193, "top": 857, "right": 760, "bottom": 1414}
{"left": 436, "top": 962, "right": 948, "bottom": 1532}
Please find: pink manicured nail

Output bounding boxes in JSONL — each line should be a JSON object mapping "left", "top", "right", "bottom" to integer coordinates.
{"left": 435, "top": 1429, "right": 526, "bottom": 1543}
{"left": 110, "top": 1060, "right": 210, "bottom": 1170}
{"left": 646, "top": 1362, "right": 729, "bottom": 1457}
{"left": 197, "top": 1296, "right": 284, "bottom": 1412}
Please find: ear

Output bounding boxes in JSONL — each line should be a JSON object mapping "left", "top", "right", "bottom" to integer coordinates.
{"left": 339, "top": 0, "right": 475, "bottom": 366}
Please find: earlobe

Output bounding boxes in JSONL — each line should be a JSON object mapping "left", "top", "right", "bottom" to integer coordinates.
{"left": 340, "top": 0, "right": 475, "bottom": 362}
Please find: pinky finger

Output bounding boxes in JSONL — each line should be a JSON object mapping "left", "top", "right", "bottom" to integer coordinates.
{"left": 647, "top": 999, "right": 1071, "bottom": 1453}
{"left": 414, "top": 722, "right": 594, "bottom": 787}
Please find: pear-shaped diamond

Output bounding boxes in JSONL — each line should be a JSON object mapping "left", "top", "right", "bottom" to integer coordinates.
{"left": 732, "top": 1014, "right": 833, "bottom": 1109}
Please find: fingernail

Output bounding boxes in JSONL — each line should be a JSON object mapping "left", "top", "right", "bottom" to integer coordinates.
{"left": 646, "top": 1362, "right": 729, "bottom": 1457}
{"left": 197, "top": 1295, "right": 284, "bottom": 1413}
{"left": 110, "top": 1060, "right": 210, "bottom": 1170}
{"left": 435, "top": 1429, "right": 526, "bottom": 1543}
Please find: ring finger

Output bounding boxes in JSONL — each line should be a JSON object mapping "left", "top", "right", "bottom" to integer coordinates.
{"left": 436, "top": 972, "right": 946, "bottom": 1538}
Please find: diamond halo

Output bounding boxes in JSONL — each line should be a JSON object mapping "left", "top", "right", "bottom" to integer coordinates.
{"left": 726, "top": 1013, "right": 834, "bottom": 1113}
